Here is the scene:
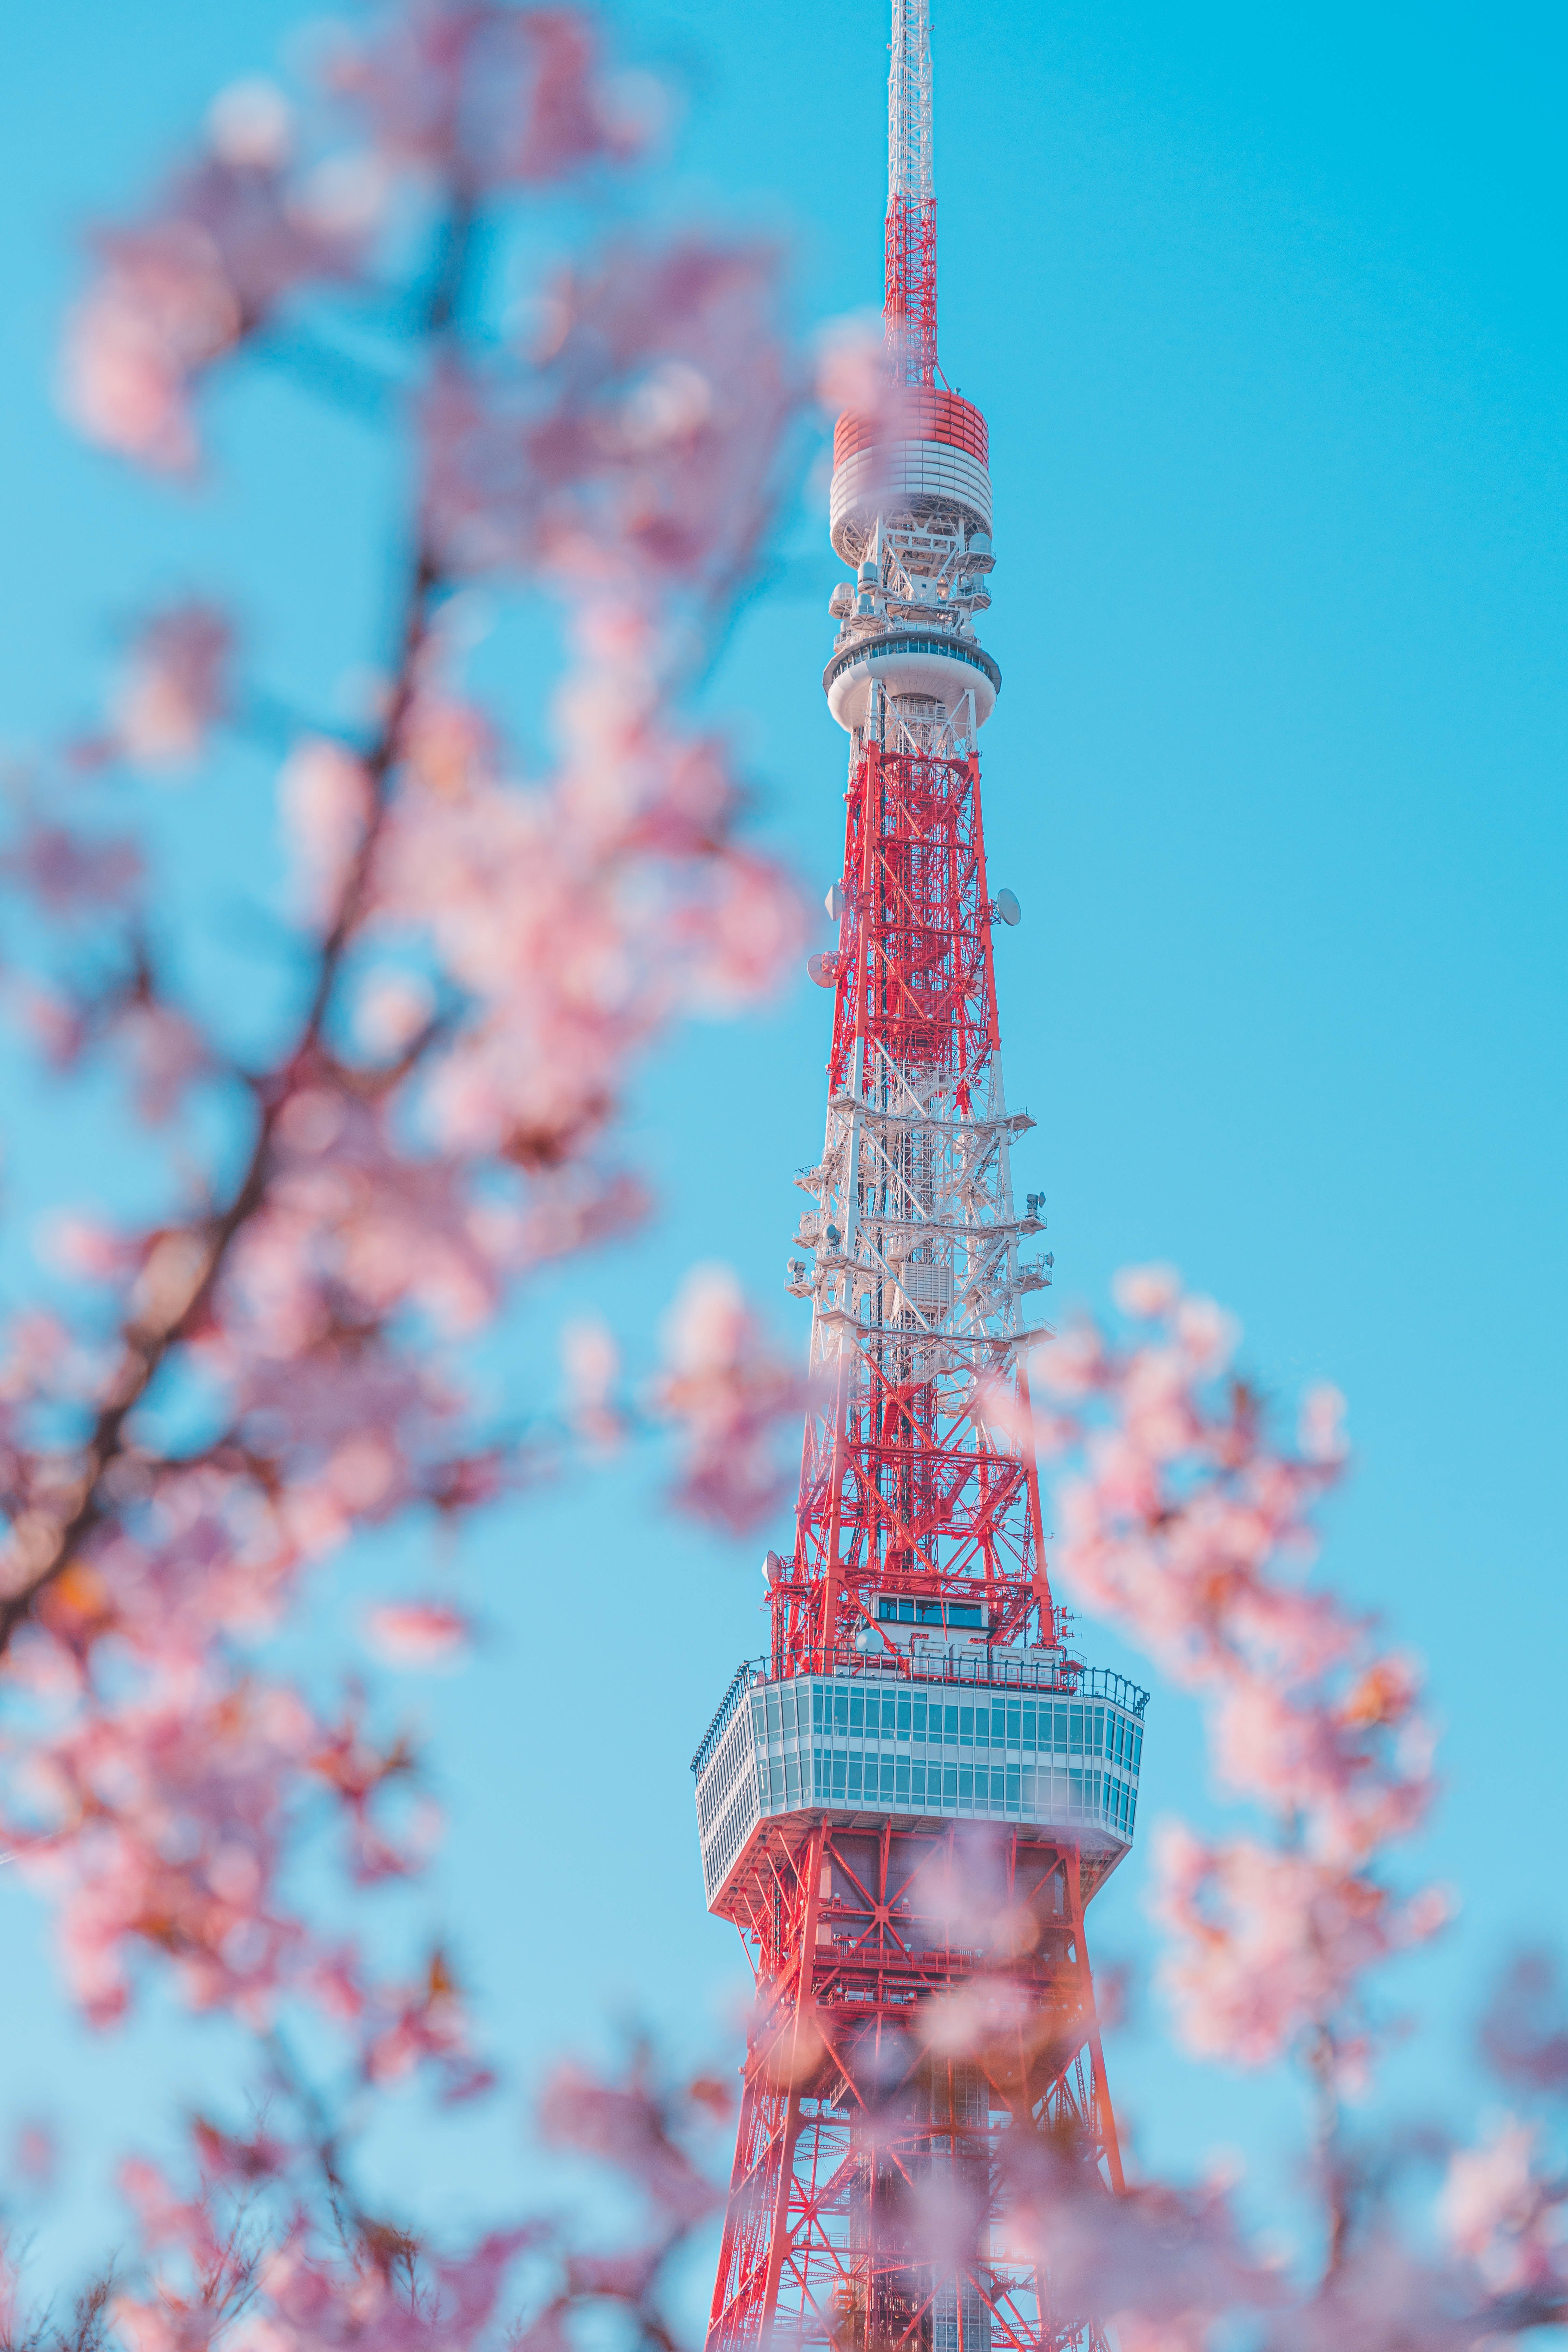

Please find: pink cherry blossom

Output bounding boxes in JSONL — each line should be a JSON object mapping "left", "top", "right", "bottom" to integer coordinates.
{"left": 62, "top": 121, "right": 368, "bottom": 472}
{"left": 560, "top": 1314, "right": 625, "bottom": 1451}
{"left": 651, "top": 1264, "right": 802, "bottom": 1533}
{"left": 1439, "top": 2117, "right": 1567, "bottom": 2296}
{"left": 366, "top": 1600, "right": 471, "bottom": 1667}
{"left": 112, "top": 601, "right": 233, "bottom": 768}
{"left": 1150, "top": 1820, "right": 1451, "bottom": 2077}
{"left": 322, "top": 1, "right": 643, "bottom": 192}
{"left": 278, "top": 737, "right": 374, "bottom": 922}
{"left": 1, "top": 813, "right": 142, "bottom": 917}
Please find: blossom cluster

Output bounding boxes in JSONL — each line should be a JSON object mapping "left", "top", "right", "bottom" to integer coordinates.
{"left": 0, "top": 3, "right": 807, "bottom": 2311}
{"left": 1000, "top": 1267, "right": 1446, "bottom": 2079}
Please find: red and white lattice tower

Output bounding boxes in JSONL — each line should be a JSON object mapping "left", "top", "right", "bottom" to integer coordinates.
{"left": 694, "top": 8, "right": 1147, "bottom": 2350}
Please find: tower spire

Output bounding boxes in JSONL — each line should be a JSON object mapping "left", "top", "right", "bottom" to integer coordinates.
{"left": 886, "top": 0, "right": 938, "bottom": 385}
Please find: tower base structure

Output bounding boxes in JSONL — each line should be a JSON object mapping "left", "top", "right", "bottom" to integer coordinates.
{"left": 696, "top": 1659, "right": 1144, "bottom": 2352}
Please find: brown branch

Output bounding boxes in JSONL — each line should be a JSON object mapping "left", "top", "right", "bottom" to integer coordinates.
{"left": 0, "top": 196, "right": 481, "bottom": 1664}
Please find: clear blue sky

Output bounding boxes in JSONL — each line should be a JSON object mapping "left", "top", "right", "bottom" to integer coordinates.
{"left": 1, "top": 0, "right": 1565, "bottom": 2287}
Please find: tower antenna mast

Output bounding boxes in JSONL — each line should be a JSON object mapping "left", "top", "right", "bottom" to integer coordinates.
{"left": 886, "top": 0, "right": 939, "bottom": 385}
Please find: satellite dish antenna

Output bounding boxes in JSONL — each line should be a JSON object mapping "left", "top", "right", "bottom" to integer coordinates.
{"left": 806, "top": 953, "right": 839, "bottom": 988}
{"left": 995, "top": 889, "right": 1021, "bottom": 926}
{"left": 824, "top": 882, "right": 847, "bottom": 920}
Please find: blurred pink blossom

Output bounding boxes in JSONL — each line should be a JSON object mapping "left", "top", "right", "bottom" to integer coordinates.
{"left": 366, "top": 1601, "right": 471, "bottom": 1667}
{"left": 652, "top": 1264, "right": 801, "bottom": 1533}
{"left": 62, "top": 118, "right": 367, "bottom": 472}
{"left": 1440, "top": 2116, "right": 1568, "bottom": 2298}
{"left": 112, "top": 601, "right": 233, "bottom": 768}
{"left": 279, "top": 736, "right": 374, "bottom": 921}
{"left": 561, "top": 1314, "right": 624, "bottom": 1451}
{"left": 323, "top": 2, "right": 644, "bottom": 190}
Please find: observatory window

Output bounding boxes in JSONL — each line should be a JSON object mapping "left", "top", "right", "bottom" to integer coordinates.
{"left": 897, "top": 1698, "right": 911, "bottom": 1737}
{"left": 1069, "top": 1706, "right": 1084, "bottom": 1751}
{"left": 1007, "top": 1702, "right": 1021, "bottom": 1746}
{"left": 896, "top": 1760, "right": 910, "bottom": 1802}
{"left": 943, "top": 1704, "right": 959, "bottom": 1745}
{"left": 948, "top": 1602, "right": 983, "bottom": 1628}
{"left": 1021, "top": 1703, "right": 1036, "bottom": 1748}
{"left": 917, "top": 1601, "right": 943, "bottom": 1625}
{"left": 849, "top": 1689, "right": 864, "bottom": 1734}
{"left": 1133, "top": 1727, "right": 1143, "bottom": 1770}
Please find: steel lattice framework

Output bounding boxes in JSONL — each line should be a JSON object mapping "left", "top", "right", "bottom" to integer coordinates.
{"left": 886, "top": 0, "right": 938, "bottom": 385}
{"left": 694, "top": 11, "right": 1143, "bottom": 2352}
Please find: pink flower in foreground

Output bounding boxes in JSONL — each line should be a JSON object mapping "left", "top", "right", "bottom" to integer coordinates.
{"left": 538, "top": 2060, "right": 717, "bottom": 2226}
{"left": 366, "top": 1602, "right": 471, "bottom": 1668}
{"left": 1439, "top": 2117, "right": 1564, "bottom": 2294}
{"left": 1113, "top": 1262, "right": 1184, "bottom": 1320}
{"left": 1480, "top": 1950, "right": 1568, "bottom": 2095}
{"left": 323, "top": 1, "right": 643, "bottom": 192}
{"left": 1151, "top": 1821, "right": 1450, "bottom": 2077}
{"left": 112, "top": 601, "right": 233, "bottom": 768}
{"left": 61, "top": 100, "right": 366, "bottom": 473}
{"left": 561, "top": 1315, "right": 625, "bottom": 1451}
{"left": 651, "top": 1264, "right": 801, "bottom": 1534}
{"left": 279, "top": 736, "right": 373, "bottom": 921}
{"left": 2, "top": 816, "right": 142, "bottom": 917}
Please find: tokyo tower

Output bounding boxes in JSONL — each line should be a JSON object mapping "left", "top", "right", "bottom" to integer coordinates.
{"left": 692, "top": 6, "right": 1147, "bottom": 2349}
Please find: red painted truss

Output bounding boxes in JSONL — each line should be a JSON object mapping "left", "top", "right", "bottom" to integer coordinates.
{"left": 706, "top": 1821, "right": 1122, "bottom": 2352}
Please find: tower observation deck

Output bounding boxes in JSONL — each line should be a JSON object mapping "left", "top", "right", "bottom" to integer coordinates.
{"left": 695, "top": 8, "right": 1143, "bottom": 2350}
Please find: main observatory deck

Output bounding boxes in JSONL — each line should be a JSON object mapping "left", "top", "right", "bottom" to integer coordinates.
{"left": 693, "top": 1650, "right": 1147, "bottom": 1910}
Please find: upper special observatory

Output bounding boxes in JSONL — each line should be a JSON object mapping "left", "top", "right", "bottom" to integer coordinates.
{"left": 691, "top": 7, "right": 1147, "bottom": 2352}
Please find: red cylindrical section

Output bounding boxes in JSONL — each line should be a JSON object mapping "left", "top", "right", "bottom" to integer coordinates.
{"left": 833, "top": 389, "right": 989, "bottom": 469}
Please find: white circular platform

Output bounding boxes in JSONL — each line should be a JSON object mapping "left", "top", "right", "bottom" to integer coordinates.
{"left": 823, "top": 630, "right": 1001, "bottom": 734}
